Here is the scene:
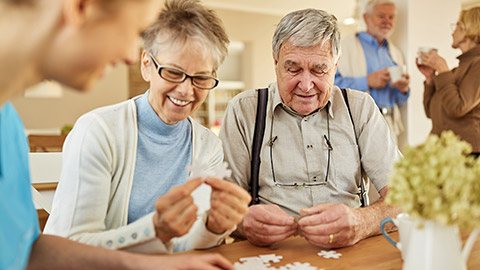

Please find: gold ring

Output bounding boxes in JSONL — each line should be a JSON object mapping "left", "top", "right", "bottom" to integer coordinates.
{"left": 329, "top": 233, "right": 334, "bottom": 244}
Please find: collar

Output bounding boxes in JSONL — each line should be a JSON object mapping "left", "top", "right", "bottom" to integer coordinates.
{"left": 135, "top": 90, "right": 189, "bottom": 139}
{"left": 357, "top": 31, "right": 389, "bottom": 48}
{"left": 457, "top": 44, "right": 480, "bottom": 62}
{"left": 270, "top": 82, "right": 335, "bottom": 119}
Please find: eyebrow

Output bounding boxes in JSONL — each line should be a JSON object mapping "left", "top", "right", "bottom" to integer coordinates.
{"left": 314, "top": 63, "right": 329, "bottom": 70}
{"left": 284, "top": 60, "right": 298, "bottom": 67}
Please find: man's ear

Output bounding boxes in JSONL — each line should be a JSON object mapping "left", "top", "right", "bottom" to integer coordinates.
{"left": 62, "top": 0, "right": 89, "bottom": 26}
{"left": 140, "top": 50, "right": 151, "bottom": 82}
{"left": 363, "top": 13, "right": 368, "bottom": 24}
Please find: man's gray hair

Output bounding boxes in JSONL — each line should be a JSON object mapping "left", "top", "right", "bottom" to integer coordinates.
{"left": 272, "top": 9, "right": 341, "bottom": 63}
{"left": 364, "top": 0, "right": 396, "bottom": 15}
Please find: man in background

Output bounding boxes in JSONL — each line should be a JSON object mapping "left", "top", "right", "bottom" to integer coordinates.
{"left": 335, "top": 0, "right": 410, "bottom": 143}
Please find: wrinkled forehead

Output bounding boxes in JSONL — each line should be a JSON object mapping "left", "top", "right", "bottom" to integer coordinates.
{"left": 279, "top": 40, "right": 335, "bottom": 63}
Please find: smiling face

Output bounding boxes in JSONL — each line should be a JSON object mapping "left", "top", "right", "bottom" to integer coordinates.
{"left": 364, "top": 4, "right": 396, "bottom": 43}
{"left": 274, "top": 40, "right": 338, "bottom": 116}
{"left": 141, "top": 41, "right": 214, "bottom": 125}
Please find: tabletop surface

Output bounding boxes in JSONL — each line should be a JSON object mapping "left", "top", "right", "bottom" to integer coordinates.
{"left": 183, "top": 231, "right": 480, "bottom": 269}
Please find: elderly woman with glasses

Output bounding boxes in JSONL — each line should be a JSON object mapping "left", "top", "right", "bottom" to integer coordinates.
{"left": 44, "top": 0, "right": 251, "bottom": 254}
{"left": 418, "top": 7, "right": 480, "bottom": 157}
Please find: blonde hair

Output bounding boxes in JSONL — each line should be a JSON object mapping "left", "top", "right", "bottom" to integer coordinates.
{"left": 458, "top": 7, "right": 480, "bottom": 44}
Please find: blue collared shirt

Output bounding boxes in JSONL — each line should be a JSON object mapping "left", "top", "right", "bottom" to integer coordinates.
{"left": 334, "top": 32, "right": 409, "bottom": 108}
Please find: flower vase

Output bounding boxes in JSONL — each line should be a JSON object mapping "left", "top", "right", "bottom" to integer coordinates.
{"left": 403, "top": 219, "right": 469, "bottom": 270}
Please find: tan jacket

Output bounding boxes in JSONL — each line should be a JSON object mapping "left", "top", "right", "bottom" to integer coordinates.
{"left": 423, "top": 45, "right": 480, "bottom": 152}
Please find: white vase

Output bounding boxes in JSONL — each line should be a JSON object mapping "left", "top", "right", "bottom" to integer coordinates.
{"left": 403, "top": 219, "right": 476, "bottom": 270}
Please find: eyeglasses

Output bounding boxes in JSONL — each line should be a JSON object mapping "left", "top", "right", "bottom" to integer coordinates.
{"left": 149, "top": 52, "right": 219, "bottom": 90}
{"left": 269, "top": 104, "right": 332, "bottom": 187}
{"left": 450, "top": 22, "right": 463, "bottom": 32}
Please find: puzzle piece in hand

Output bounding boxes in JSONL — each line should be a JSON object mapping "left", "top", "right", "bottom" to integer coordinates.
{"left": 259, "top": 254, "right": 283, "bottom": 263}
{"left": 292, "top": 215, "right": 303, "bottom": 237}
{"left": 186, "top": 160, "right": 231, "bottom": 180}
{"left": 318, "top": 250, "right": 342, "bottom": 259}
{"left": 212, "top": 161, "right": 232, "bottom": 179}
{"left": 186, "top": 160, "right": 209, "bottom": 180}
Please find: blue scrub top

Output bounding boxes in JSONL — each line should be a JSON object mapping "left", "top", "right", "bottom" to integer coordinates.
{"left": 0, "top": 102, "right": 40, "bottom": 270}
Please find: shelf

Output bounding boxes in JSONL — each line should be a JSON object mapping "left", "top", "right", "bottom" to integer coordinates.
{"left": 216, "top": 80, "right": 245, "bottom": 90}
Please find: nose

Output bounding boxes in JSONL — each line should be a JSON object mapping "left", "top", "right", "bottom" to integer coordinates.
{"left": 383, "top": 17, "right": 393, "bottom": 25}
{"left": 177, "top": 77, "right": 195, "bottom": 96}
{"left": 297, "top": 72, "right": 315, "bottom": 92}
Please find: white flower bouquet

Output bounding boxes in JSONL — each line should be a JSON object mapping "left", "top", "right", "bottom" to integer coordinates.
{"left": 386, "top": 131, "right": 480, "bottom": 230}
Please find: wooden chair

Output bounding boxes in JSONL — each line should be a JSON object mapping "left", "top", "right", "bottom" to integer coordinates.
{"left": 28, "top": 134, "right": 67, "bottom": 152}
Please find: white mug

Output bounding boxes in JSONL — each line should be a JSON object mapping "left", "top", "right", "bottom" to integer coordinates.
{"left": 417, "top": 47, "right": 438, "bottom": 64}
{"left": 380, "top": 213, "right": 414, "bottom": 260}
{"left": 388, "top": 65, "right": 406, "bottom": 83}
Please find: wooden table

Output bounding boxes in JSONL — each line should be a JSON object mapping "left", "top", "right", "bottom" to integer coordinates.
{"left": 184, "top": 232, "right": 480, "bottom": 269}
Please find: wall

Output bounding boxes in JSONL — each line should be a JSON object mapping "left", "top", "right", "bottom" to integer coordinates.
{"left": 215, "top": 9, "right": 281, "bottom": 89}
{"left": 11, "top": 64, "right": 129, "bottom": 130}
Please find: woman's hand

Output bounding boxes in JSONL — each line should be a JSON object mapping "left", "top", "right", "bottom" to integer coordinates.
{"left": 205, "top": 177, "right": 251, "bottom": 234}
{"left": 153, "top": 178, "right": 204, "bottom": 243}
{"left": 416, "top": 58, "right": 436, "bottom": 85}
{"left": 418, "top": 50, "right": 449, "bottom": 74}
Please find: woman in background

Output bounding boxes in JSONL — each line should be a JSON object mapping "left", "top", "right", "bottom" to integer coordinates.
{"left": 419, "top": 7, "right": 480, "bottom": 157}
{"left": 0, "top": 0, "right": 233, "bottom": 269}
{"left": 44, "top": 0, "right": 250, "bottom": 254}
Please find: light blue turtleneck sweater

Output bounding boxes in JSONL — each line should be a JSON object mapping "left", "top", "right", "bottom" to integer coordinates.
{"left": 128, "top": 91, "right": 192, "bottom": 224}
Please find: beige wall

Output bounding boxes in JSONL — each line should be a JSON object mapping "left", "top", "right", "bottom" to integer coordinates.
{"left": 11, "top": 64, "right": 129, "bottom": 130}
{"left": 215, "top": 9, "right": 280, "bottom": 89}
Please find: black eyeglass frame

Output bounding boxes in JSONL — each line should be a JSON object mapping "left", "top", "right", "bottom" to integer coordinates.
{"left": 148, "top": 52, "right": 219, "bottom": 90}
{"left": 269, "top": 103, "right": 332, "bottom": 187}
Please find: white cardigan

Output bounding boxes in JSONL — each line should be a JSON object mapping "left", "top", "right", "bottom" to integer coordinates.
{"left": 337, "top": 33, "right": 405, "bottom": 78}
{"left": 44, "top": 97, "right": 231, "bottom": 253}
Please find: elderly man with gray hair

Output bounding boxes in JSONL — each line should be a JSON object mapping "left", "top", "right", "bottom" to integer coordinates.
{"left": 219, "top": 8, "right": 401, "bottom": 248}
{"left": 335, "top": 0, "right": 410, "bottom": 144}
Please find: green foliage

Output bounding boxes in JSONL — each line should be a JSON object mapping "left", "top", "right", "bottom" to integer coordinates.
{"left": 386, "top": 131, "right": 480, "bottom": 230}
{"left": 61, "top": 124, "right": 73, "bottom": 135}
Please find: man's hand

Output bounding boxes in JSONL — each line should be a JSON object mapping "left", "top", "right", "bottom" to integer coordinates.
{"left": 298, "top": 203, "right": 363, "bottom": 248}
{"left": 204, "top": 177, "right": 251, "bottom": 234}
{"left": 367, "top": 68, "right": 390, "bottom": 88}
{"left": 153, "top": 178, "right": 204, "bottom": 243}
{"left": 391, "top": 73, "right": 410, "bottom": 94}
{"left": 242, "top": 204, "right": 298, "bottom": 246}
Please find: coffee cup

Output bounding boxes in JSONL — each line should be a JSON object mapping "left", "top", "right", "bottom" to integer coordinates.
{"left": 381, "top": 213, "right": 414, "bottom": 260}
{"left": 417, "top": 47, "right": 438, "bottom": 64}
{"left": 388, "top": 65, "right": 406, "bottom": 83}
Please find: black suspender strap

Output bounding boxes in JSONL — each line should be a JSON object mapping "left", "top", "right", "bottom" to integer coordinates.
{"left": 340, "top": 88, "right": 369, "bottom": 207}
{"left": 250, "top": 88, "right": 268, "bottom": 205}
